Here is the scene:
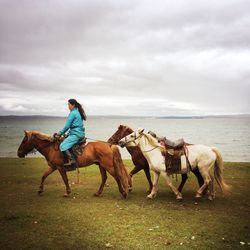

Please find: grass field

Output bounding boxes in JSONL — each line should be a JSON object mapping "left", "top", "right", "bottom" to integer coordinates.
{"left": 0, "top": 158, "right": 249, "bottom": 250}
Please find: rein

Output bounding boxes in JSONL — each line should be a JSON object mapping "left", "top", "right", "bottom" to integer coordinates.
{"left": 141, "top": 146, "right": 160, "bottom": 153}
{"left": 37, "top": 139, "right": 60, "bottom": 152}
{"left": 122, "top": 132, "right": 160, "bottom": 152}
{"left": 28, "top": 136, "right": 60, "bottom": 155}
{"left": 141, "top": 134, "right": 161, "bottom": 152}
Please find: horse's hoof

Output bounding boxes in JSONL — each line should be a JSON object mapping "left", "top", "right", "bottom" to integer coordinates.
{"left": 122, "top": 192, "right": 127, "bottom": 199}
{"left": 147, "top": 194, "right": 155, "bottom": 199}
{"left": 208, "top": 196, "right": 213, "bottom": 201}
{"left": 93, "top": 192, "right": 101, "bottom": 197}
{"left": 195, "top": 193, "right": 202, "bottom": 199}
{"left": 176, "top": 197, "right": 183, "bottom": 202}
{"left": 37, "top": 190, "right": 44, "bottom": 196}
{"left": 63, "top": 193, "right": 70, "bottom": 197}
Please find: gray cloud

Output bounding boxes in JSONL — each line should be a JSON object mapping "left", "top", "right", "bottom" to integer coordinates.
{"left": 0, "top": 0, "right": 250, "bottom": 116}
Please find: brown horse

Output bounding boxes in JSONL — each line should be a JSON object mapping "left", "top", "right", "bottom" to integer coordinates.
{"left": 108, "top": 125, "right": 205, "bottom": 193}
{"left": 17, "top": 130, "right": 130, "bottom": 198}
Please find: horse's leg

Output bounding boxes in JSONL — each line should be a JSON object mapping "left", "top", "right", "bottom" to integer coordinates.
{"left": 38, "top": 167, "right": 56, "bottom": 195}
{"left": 129, "top": 165, "right": 141, "bottom": 176}
{"left": 147, "top": 171, "right": 160, "bottom": 199}
{"left": 161, "top": 172, "right": 183, "bottom": 201}
{"left": 128, "top": 166, "right": 141, "bottom": 192}
{"left": 94, "top": 165, "right": 108, "bottom": 197}
{"left": 195, "top": 165, "right": 213, "bottom": 199}
{"left": 144, "top": 166, "right": 153, "bottom": 194}
{"left": 207, "top": 175, "right": 215, "bottom": 200}
{"left": 57, "top": 167, "right": 71, "bottom": 197}
{"left": 192, "top": 167, "right": 208, "bottom": 195}
{"left": 178, "top": 174, "right": 188, "bottom": 193}
{"left": 99, "top": 158, "right": 127, "bottom": 198}
{"left": 192, "top": 168, "right": 204, "bottom": 187}
{"left": 128, "top": 173, "right": 133, "bottom": 192}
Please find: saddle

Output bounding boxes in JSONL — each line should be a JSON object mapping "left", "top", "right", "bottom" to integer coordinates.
{"left": 71, "top": 137, "right": 87, "bottom": 157}
{"left": 164, "top": 147, "right": 189, "bottom": 174}
{"left": 148, "top": 131, "right": 185, "bottom": 149}
{"left": 159, "top": 137, "right": 185, "bottom": 149}
{"left": 147, "top": 131, "right": 189, "bottom": 174}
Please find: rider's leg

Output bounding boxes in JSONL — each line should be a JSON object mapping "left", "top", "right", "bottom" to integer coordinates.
{"left": 62, "top": 149, "right": 76, "bottom": 166}
{"left": 59, "top": 136, "right": 78, "bottom": 169}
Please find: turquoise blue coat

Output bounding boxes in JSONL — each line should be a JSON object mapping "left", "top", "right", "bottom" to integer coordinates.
{"left": 58, "top": 108, "right": 85, "bottom": 151}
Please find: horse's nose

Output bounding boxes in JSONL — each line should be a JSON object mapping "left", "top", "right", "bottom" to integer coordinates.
{"left": 17, "top": 150, "right": 25, "bottom": 158}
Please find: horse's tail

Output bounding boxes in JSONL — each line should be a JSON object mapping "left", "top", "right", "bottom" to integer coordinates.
{"left": 111, "top": 145, "right": 129, "bottom": 198}
{"left": 212, "top": 147, "right": 231, "bottom": 193}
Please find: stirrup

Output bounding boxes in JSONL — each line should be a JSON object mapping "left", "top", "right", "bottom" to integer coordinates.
{"left": 63, "top": 162, "right": 77, "bottom": 171}
{"left": 64, "top": 159, "right": 76, "bottom": 167}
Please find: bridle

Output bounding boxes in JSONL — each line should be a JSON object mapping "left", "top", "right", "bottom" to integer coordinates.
{"left": 108, "top": 126, "right": 132, "bottom": 145}
{"left": 122, "top": 132, "right": 160, "bottom": 152}
{"left": 122, "top": 131, "right": 140, "bottom": 145}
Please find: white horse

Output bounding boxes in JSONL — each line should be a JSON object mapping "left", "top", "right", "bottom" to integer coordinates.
{"left": 118, "top": 128, "right": 230, "bottom": 201}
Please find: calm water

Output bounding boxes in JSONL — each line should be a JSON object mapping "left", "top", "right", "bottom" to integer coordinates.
{"left": 0, "top": 116, "right": 249, "bottom": 162}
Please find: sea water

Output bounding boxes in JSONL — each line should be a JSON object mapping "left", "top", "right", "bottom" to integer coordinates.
{"left": 0, "top": 116, "right": 249, "bottom": 162}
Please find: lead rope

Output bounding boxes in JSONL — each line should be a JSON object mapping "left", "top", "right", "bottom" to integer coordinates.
{"left": 76, "top": 165, "right": 80, "bottom": 184}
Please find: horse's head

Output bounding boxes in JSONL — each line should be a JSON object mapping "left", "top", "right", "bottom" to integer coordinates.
{"left": 108, "top": 125, "right": 134, "bottom": 144}
{"left": 17, "top": 130, "right": 36, "bottom": 158}
{"left": 118, "top": 128, "right": 145, "bottom": 148}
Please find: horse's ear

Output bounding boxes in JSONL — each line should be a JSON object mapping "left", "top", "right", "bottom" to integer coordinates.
{"left": 24, "top": 130, "right": 32, "bottom": 141}
{"left": 138, "top": 128, "right": 145, "bottom": 134}
{"left": 118, "top": 125, "right": 123, "bottom": 129}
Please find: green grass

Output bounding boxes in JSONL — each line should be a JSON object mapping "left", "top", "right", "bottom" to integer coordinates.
{"left": 0, "top": 158, "right": 249, "bottom": 250}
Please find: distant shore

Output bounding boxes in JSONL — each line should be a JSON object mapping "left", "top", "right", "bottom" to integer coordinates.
{"left": 1, "top": 114, "right": 250, "bottom": 119}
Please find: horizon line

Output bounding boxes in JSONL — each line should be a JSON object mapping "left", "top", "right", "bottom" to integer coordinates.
{"left": 1, "top": 114, "right": 250, "bottom": 118}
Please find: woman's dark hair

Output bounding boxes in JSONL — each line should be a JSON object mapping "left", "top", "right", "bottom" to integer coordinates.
{"left": 68, "top": 99, "right": 87, "bottom": 121}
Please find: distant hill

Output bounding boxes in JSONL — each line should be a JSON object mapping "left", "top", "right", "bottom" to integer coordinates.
{"left": 0, "top": 114, "right": 250, "bottom": 119}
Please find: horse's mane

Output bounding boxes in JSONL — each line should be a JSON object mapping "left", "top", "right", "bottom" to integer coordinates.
{"left": 27, "top": 130, "right": 54, "bottom": 142}
{"left": 121, "top": 125, "right": 133, "bottom": 133}
{"left": 143, "top": 133, "right": 162, "bottom": 148}
{"left": 143, "top": 133, "right": 166, "bottom": 154}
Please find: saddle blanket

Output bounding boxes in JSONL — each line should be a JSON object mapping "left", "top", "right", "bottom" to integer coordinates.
{"left": 71, "top": 141, "right": 88, "bottom": 157}
{"left": 166, "top": 154, "right": 189, "bottom": 174}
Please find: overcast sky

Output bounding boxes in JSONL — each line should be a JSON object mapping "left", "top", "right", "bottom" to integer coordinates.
{"left": 0, "top": 0, "right": 249, "bottom": 117}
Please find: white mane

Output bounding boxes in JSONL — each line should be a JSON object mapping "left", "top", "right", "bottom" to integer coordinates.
{"left": 143, "top": 133, "right": 163, "bottom": 148}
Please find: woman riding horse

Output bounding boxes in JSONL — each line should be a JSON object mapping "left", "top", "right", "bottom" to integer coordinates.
{"left": 54, "top": 99, "right": 87, "bottom": 170}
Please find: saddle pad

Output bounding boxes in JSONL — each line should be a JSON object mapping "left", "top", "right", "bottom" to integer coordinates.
{"left": 180, "top": 155, "right": 188, "bottom": 173}
{"left": 71, "top": 142, "right": 88, "bottom": 157}
{"left": 166, "top": 155, "right": 188, "bottom": 174}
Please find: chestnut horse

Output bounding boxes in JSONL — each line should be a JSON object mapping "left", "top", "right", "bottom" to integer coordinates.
{"left": 17, "top": 130, "right": 130, "bottom": 198}
{"left": 108, "top": 125, "right": 204, "bottom": 193}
